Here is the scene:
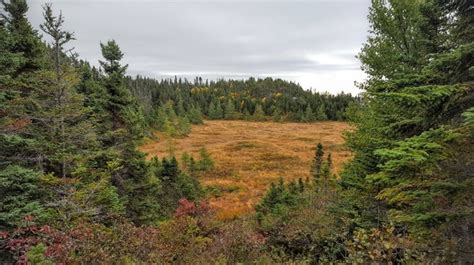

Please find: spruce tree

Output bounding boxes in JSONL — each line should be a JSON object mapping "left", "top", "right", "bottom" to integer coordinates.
{"left": 98, "top": 40, "right": 160, "bottom": 224}
{"left": 188, "top": 105, "right": 203, "bottom": 124}
{"left": 38, "top": 3, "right": 96, "bottom": 178}
{"left": 224, "top": 99, "right": 236, "bottom": 120}
{"left": 311, "top": 143, "right": 324, "bottom": 186}
{"left": 208, "top": 101, "right": 217, "bottom": 119}
{"left": 215, "top": 101, "right": 223, "bottom": 119}
{"left": 1, "top": 0, "right": 45, "bottom": 75}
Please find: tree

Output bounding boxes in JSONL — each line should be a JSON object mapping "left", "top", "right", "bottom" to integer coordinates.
{"left": 208, "top": 101, "right": 218, "bottom": 120}
{"left": 311, "top": 143, "right": 324, "bottom": 186}
{"left": 253, "top": 104, "right": 265, "bottom": 121}
{"left": 224, "top": 99, "right": 236, "bottom": 120}
{"left": 315, "top": 104, "right": 327, "bottom": 121}
{"left": 215, "top": 101, "right": 223, "bottom": 119}
{"left": 339, "top": 0, "right": 474, "bottom": 260}
{"left": 303, "top": 104, "right": 314, "bottom": 122}
{"left": 98, "top": 40, "right": 160, "bottom": 224}
{"left": 188, "top": 105, "right": 203, "bottom": 124}
{"left": 1, "top": 0, "right": 45, "bottom": 75}
{"left": 197, "top": 147, "right": 214, "bottom": 171}
{"left": 0, "top": 166, "right": 50, "bottom": 227}
{"left": 37, "top": 3, "right": 96, "bottom": 178}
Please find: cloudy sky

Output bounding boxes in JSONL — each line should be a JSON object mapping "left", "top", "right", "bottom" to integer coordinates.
{"left": 27, "top": 0, "right": 370, "bottom": 94}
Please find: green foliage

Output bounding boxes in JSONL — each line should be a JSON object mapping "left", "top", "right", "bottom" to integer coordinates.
{"left": 252, "top": 104, "right": 265, "bottom": 121}
{"left": 0, "top": 166, "right": 50, "bottom": 227}
{"left": 311, "top": 143, "right": 324, "bottom": 181}
{"left": 338, "top": 0, "right": 474, "bottom": 261}
{"left": 127, "top": 76, "right": 356, "bottom": 123}
{"left": 26, "top": 243, "right": 53, "bottom": 265}
{"left": 224, "top": 99, "right": 237, "bottom": 120}
{"left": 197, "top": 147, "right": 214, "bottom": 171}
{"left": 188, "top": 105, "right": 204, "bottom": 124}
{"left": 303, "top": 104, "right": 315, "bottom": 122}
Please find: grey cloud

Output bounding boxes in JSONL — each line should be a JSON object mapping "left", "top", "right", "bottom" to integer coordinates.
{"left": 27, "top": 0, "right": 370, "bottom": 94}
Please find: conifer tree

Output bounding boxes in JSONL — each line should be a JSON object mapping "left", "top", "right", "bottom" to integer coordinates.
{"left": 37, "top": 3, "right": 96, "bottom": 178}
{"left": 176, "top": 96, "right": 185, "bottom": 116}
{"left": 303, "top": 104, "right": 315, "bottom": 122}
{"left": 208, "top": 101, "right": 219, "bottom": 119}
{"left": 315, "top": 104, "right": 327, "bottom": 121}
{"left": 215, "top": 101, "right": 223, "bottom": 119}
{"left": 224, "top": 99, "right": 236, "bottom": 120}
{"left": 197, "top": 147, "right": 214, "bottom": 171}
{"left": 253, "top": 104, "right": 265, "bottom": 121}
{"left": 98, "top": 40, "right": 159, "bottom": 224}
{"left": 311, "top": 143, "right": 324, "bottom": 187}
{"left": 188, "top": 105, "right": 203, "bottom": 124}
{"left": 1, "top": 0, "right": 45, "bottom": 75}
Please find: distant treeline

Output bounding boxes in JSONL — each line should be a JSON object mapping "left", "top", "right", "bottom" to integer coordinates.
{"left": 126, "top": 75, "right": 357, "bottom": 123}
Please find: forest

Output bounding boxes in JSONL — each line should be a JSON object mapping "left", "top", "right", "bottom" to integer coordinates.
{"left": 0, "top": 0, "right": 473, "bottom": 264}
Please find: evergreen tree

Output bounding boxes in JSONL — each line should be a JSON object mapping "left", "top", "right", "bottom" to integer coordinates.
{"left": 176, "top": 116, "right": 191, "bottom": 136}
{"left": 188, "top": 105, "right": 203, "bottom": 124}
{"left": 253, "top": 104, "right": 265, "bottom": 121}
{"left": 208, "top": 101, "right": 218, "bottom": 119}
{"left": 98, "top": 40, "right": 159, "bottom": 224}
{"left": 197, "top": 147, "right": 214, "bottom": 171}
{"left": 315, "top": 104, "right": 327, "bottom": 121}
{"left": 1, "top": 0, "right": 45, "bottom": 75}
{"left": 0, "top": 166, "right": 49, "bottom": 227}
{"left": 215, "top": 100, "right": 223, "bottom": 119}
{"left": 311, "top": 143, "right": 324, "bottom": 187}
{"left": 224, "top": 99, "right": 236, "bottom": 120}
{"left": 339, "top": 0, "right": 474, "bottom": 259}
{"left": 37, "top": 3, "right": 96, "bottom": 178}
{"left": 176, "top": 96, "right": 185, "bottom": 116}
{"left": 303, "top": 104, "right": 315, "bottom": 122}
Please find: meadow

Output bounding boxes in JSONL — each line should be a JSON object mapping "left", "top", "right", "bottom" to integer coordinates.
{"left": 140, "top": 120, "right": 352, "bottom": 219}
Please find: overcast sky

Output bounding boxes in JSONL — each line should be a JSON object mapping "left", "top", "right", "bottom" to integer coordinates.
{"left": 27, "top": 0, "right": 370, "bottom": 94}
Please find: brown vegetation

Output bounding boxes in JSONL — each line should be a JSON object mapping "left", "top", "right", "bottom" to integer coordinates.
{"left": 140, "top": 120, "right": 352, "bottom": 219}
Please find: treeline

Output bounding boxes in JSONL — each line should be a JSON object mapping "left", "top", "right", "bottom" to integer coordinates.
{"left": 127, "top": 75, "right": 356, "bottom": 125}
{"left": 0, "top": 1, "right": 202, "bottom": 262}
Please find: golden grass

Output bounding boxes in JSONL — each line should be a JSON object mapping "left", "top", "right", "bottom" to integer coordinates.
{"left": 139, "top": 120, "right": 352, "bottom": 220}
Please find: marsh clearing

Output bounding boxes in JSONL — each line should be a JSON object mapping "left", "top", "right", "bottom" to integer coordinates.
{"left": 140, "top": 120, "right": 352, "bottom": 219}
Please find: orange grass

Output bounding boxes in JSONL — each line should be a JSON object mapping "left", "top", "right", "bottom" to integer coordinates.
{"left": 139, "top": 120, "right": 352, "bottom": 220}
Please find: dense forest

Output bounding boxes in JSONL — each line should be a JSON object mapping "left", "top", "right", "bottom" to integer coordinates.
{"left": 127, "top": 75, "right": 355, "bottom": 123}
{"left": 0, "top": 0, "right": 473, "bottom": 264}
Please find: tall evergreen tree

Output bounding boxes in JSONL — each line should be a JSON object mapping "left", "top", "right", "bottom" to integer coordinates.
{"left": 311, "top": 143, "right": 324, "bottom": 186}
{"left": 98, "top": 40, "right": 159, "bottom": 224}
{"left": 224, "top": 99, "right": 236, "bottom": 120}
{"left": 37, "top": 3, "right": 96, "bottom": 178}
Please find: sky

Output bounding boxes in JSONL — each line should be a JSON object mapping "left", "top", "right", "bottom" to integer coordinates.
{"left": 27, "top": 0, "right": 371, "bottom": 95}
